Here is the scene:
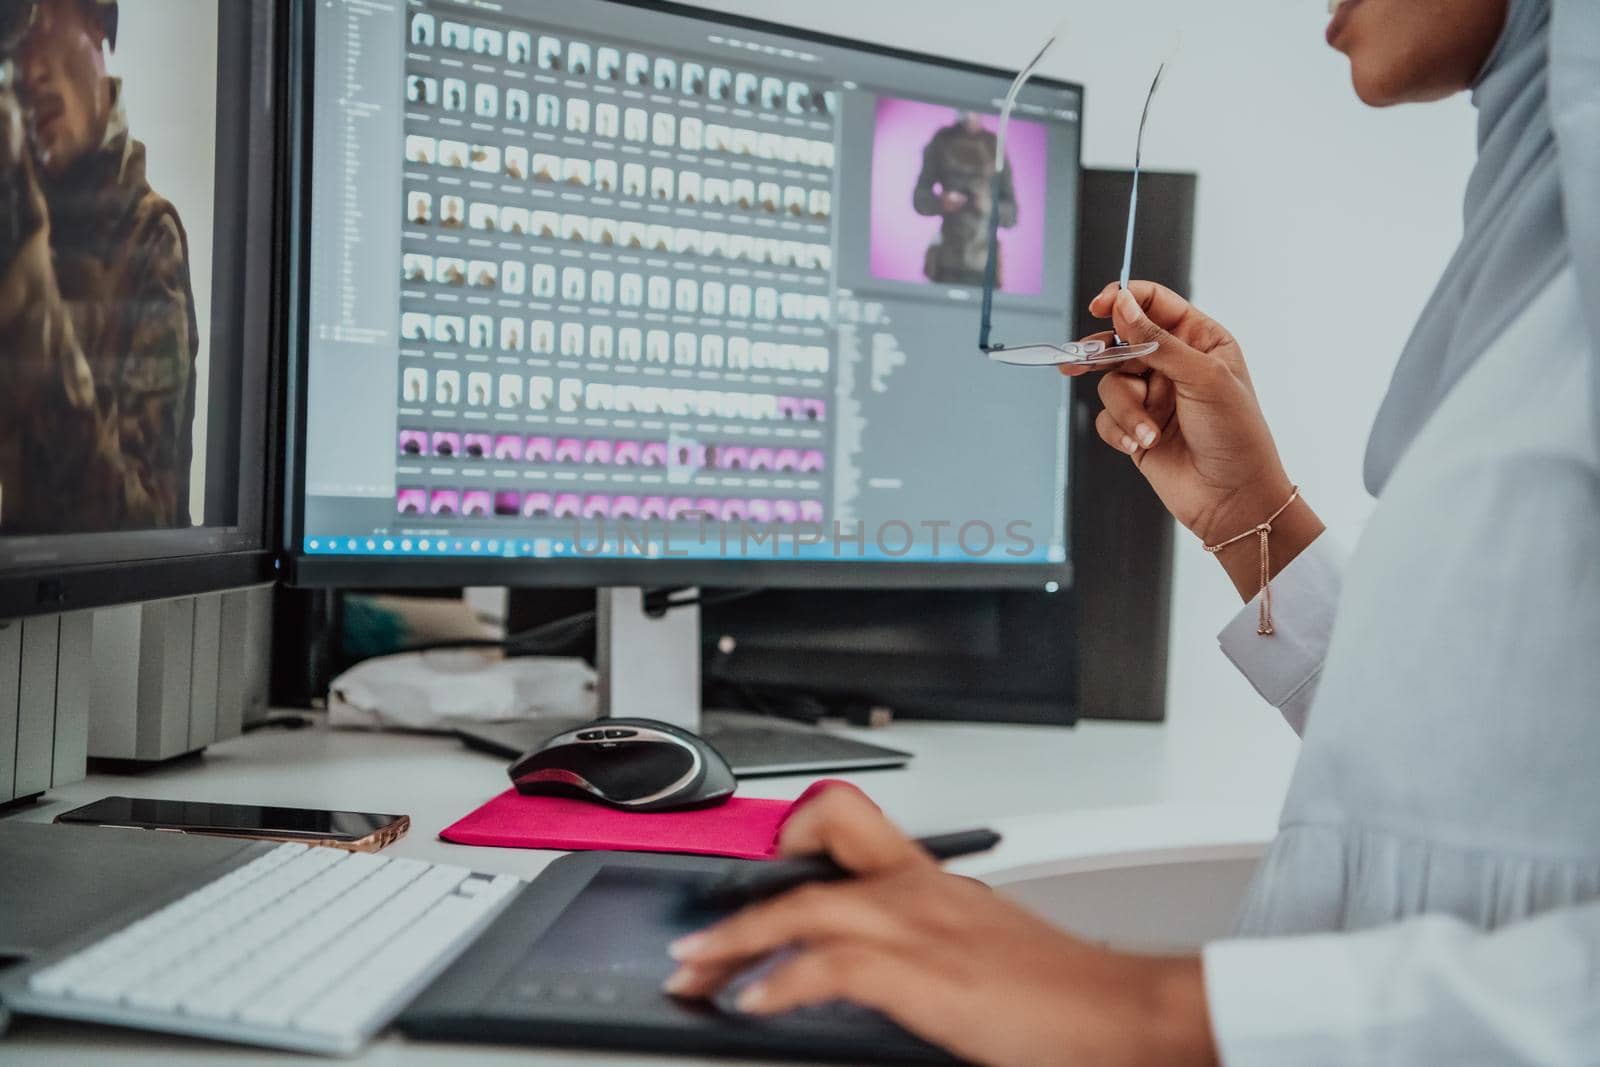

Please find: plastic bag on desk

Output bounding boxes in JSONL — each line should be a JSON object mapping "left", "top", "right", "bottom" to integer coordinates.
{"left": 327, "top": 650, "right": 597, "bottom": 731}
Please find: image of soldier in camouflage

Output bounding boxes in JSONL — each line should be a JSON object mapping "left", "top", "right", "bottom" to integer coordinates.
{"left": 0, "top": 0, "right": 199, "bottom": 534}
{"left": 912, "top": 112, "right": 1018, "bottom": 288}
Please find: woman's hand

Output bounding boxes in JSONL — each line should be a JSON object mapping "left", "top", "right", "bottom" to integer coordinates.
{"left": 664, "top": 787, "right": 1218, "bottom": 1067}
{"left": 1069, "top": 282, "right": 1323, "bottom": 596}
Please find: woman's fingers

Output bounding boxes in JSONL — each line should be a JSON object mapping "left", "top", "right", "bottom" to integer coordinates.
{"left": 1095, "top": 409, "right": 1140, "bottom": 457}
{"left": 774, "top": 784, "right": 934, "bottom": 876}
{"left": 669, "top": 880, "right": 910, "bottom": 977}
{"left": 664, "top": 790, "right": 934, "bottom": 999}
{"left": 733, "top": 943, "right": 926, "bottom": 1018}
{"left": 1145, "top": 366, "right": 1176, "bottom": 418}
{"left": 1090, "top": 281, "right": 1238, "bottom": 368}
{"left": 1059, "top": 332, "right": 1152, "bottom": 379}
{"left": 1088, "top": 280, "right": 1196, "bottom": 332}
{"left": 732, "top": 944, "right": 984, "bottom": 1067}
{"left": 1098, "top": 372, "right": 1161, "bottom": 449}
{"left": 1110, "top": 289, "right": 1226, "bottom": 389}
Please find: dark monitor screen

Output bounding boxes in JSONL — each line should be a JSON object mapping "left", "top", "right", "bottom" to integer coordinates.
{"left": 0, "top": 0, "right": 282, "bottom": 617}
{"left": 289, "top": 0, "right": 1082, "bottom": 589}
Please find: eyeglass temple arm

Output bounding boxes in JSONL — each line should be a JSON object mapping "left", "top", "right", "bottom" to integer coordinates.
{"left": 979, "top": 26, "right": 1061, "bottom": 353}
{"left": 1111, "top": 166, "right": 1143, "bottom": 347}
{"left": 1113, "top": 60, "right": 1169, "bottom": 345}
{"left": 978, "top": 173, "right": 1007, "bottom": 352}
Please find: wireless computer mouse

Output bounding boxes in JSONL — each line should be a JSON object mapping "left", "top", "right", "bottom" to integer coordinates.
{"left": 508, "top": 718, "right": 736, "bottom": 812}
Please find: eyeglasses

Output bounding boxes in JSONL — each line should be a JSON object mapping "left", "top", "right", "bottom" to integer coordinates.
{"left": 979, "top": 25, "right": 1174, "bottom": 367}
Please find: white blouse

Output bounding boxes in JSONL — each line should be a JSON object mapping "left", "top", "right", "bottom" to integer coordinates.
{"left": 1199, "top": 267, "right": 1600, "bottom": 1065}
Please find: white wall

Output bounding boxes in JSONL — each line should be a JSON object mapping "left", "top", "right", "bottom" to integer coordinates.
{"left": 686, "top": 0, "right": 1479, "bottom": 788}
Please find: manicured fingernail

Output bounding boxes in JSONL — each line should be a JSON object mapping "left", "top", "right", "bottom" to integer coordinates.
{"left": 669, "top": 934, "right": 707, "bottom": 961}
{"left": 662, "top": 968, "right": 694, "bottom": 995}
{"left": 1116, "top": 288, "right": 1140, "bottom": 317}
{"left": 1120, "top": 435, "right": 1138, "bottom": 455}
{"left": 735, "top": 983, "right": 768, "bottom": 1013}
{"left": 1137, "top": 424, "right": 1157, "bottom": 447}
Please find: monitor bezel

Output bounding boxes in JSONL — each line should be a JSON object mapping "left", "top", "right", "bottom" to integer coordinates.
{"left": 0, "top": 0, "right": 289, "bottom": 620}
{"left": 283, "top": 0, "right": 1083, "bottom": 591}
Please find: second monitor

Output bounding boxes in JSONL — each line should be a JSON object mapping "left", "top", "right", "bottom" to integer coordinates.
{"left": 289, "top": 0, "right": 1083, "bottom": 590}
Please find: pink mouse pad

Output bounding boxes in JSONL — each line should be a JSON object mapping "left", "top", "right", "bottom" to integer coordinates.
{"left": 439, "top": 780, "right": 854, "bottom": 859}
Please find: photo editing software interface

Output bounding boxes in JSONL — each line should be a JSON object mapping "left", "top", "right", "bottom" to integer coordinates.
{"left": 300, "top": 0, "right": 1082, "bottom": 566}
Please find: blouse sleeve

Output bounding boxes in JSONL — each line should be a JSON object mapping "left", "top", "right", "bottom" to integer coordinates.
{"left": 1202, "top": 899, "right": 1600, "bottom": 1066}
{"left": 1215, "top": 534, "right": 1346, "bottom": 736}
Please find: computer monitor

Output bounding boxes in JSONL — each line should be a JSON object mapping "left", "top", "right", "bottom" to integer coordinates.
{"left": 0, "top": 0, "right": 284, "bottom": 620}
{"left": 286, "top": 0, "right": 1087, "bottom": 747}
{"left": 0, "top": 1, "right": 286, "bottom": 797}
{"left": 286, "top": 0, "right": 1084, "bottom": 591}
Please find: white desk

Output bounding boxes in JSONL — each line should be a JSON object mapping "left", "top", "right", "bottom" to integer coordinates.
{"left": 1, "top": 714, "right": 1294, "bottom": 1064}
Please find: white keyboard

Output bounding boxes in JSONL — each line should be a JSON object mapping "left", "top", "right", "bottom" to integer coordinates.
{"left": 11, "top": 843, "right": 524, "bottom": 1055}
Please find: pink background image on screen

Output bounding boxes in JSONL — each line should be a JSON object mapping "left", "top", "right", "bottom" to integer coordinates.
{"left": 868, "top": 97, "right": 1049, "bottom": 294}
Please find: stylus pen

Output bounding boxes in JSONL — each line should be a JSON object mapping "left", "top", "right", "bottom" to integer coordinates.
{"left": 700, "top": 829, "right": 1002, "bottom": 907}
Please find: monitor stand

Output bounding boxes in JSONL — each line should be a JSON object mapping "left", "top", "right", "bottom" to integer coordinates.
{"left": 593, "top": 588, "right": 911, "bottom": 778}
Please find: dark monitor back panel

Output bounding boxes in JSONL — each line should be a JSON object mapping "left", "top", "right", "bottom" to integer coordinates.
{"left": 1067, "top": 168, "right": 1192, "bottom": 721}
{"left": 700, "top": 587, "right": 1076, "bottom": 724}
{"left": 1073, "top": 169, "right": 1197, "bottom": 317}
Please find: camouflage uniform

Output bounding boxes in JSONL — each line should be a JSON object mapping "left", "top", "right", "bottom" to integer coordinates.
{"left": 912, "top": 121, "right": 1018, "bottom": 288}
{"left": 0, "top": 80, "right": 198, "bottom": 534}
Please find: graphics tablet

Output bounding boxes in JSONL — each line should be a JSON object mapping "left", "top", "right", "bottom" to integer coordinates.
{"left": 398, "top": 851, "right": 958, "bottom": 1063}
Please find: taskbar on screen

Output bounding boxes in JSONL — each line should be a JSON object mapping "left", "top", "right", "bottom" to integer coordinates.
{"left": 301, "top": 520, "right": 1065, "bottom": 566}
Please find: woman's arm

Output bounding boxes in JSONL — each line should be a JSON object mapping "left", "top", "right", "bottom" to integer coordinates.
{"left": 1072, "top": 283, "right": 1327, "bottom": 594}
{"left": 666, "top": 786, "right": 1220, "bottom": 1067}
{"left": 1070, "top": 283, "right": 1339, "bottom": 731}
{"left": 673, "top": 785, "right": 1600, "bottom": 1067}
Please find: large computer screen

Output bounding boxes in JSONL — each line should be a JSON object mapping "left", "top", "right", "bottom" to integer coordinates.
{"left": 0, "top": 0, "right": 282, "bottom": 617}
{"left": 291, "top": 0, "right": 1082, "bottom": 586}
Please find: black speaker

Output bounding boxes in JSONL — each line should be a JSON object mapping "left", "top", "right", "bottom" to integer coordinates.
{"left": 1069, "top": 169, "right": 1196, "bottom": 720}
{"left": 268, "top": 586, "right": 343, "bottom": 709}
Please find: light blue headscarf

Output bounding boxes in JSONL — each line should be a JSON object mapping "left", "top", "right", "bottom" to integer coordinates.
{"left": 1364, "top": 0, "right": 1600, "bottom": 493}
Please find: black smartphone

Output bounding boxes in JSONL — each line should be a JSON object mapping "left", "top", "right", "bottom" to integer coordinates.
{"left": 54, "top": 796, "right": 410, "bottom": 852}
